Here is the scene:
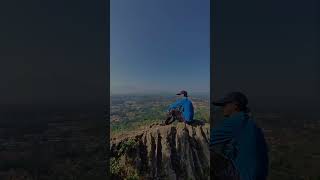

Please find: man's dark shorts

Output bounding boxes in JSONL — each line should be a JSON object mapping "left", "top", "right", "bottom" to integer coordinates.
{"left": 165, "top": 109, "right": 185, "bottom": 125}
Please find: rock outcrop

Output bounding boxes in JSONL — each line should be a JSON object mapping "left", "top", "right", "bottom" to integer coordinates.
{"left": 110, "top": 122, "right": 210, "bottom": 180}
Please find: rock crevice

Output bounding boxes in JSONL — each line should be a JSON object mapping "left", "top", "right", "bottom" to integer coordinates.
{"left": 110, "top": 123, "right": 210, "bottom": 180}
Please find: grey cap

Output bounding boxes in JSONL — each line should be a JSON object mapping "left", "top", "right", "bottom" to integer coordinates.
{"left": 212, "top": 92, "right": 248, "bottom": 107}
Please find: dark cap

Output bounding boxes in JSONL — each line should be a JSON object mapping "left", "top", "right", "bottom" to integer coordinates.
{"left": 212, "top": 92, "right": 248, "bottom": 107}
{"left": 176, "top": 90, "right": 188, "bottom": 97}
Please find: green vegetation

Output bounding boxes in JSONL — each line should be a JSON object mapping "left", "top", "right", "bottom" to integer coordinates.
{"left": 125, "top": 173, "right": 140, "bottom": 180}
{"left": 118, "top": 139, "right": 138, "bottom": 156}
{"left": 195, "top": 106, "right": 210, "bottom": 122}
{"left": 110, "top": 157, "right": 121, "bottom": 176}
{"left": 111, "top": 95, "right": 210, "bottom": 134}
{"left": 110, "top": 139, "right": 141, "bottom": 179}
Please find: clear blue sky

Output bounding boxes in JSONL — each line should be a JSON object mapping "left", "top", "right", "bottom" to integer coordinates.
{"left": 111, "top": 0, "right": 210, "bottom": 95}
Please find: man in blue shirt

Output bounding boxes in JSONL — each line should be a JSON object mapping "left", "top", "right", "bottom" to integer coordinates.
{"left": 162, "top": 90, "right": 194, "bottom": 125}
{"left": 210, "top": 92, "right": 269, "bottom": 180}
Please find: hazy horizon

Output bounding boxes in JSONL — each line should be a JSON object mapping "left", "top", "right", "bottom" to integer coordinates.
{"left": 110, "top": 91, "right": 210, "bottom": 96}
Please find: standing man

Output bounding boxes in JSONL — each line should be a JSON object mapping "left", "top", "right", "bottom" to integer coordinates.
{"left": 210, "top": 92, "right": 269, "bottom": 180}
{"left": 162, "top": 90, "right": 194, "bottom": 125}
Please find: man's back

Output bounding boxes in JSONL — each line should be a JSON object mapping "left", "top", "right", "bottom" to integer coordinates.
{"left": 168, "top": 97, "right": 194, "bottom": 122}
{"left": 181, "top": 98, "right": 194, "bottom": 122}
{"left": 211, "top": 112, "right": 269, "bottom": 180}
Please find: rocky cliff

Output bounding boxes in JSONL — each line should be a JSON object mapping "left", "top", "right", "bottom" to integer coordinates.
{"left": 110, "top": 122, "right": 210, "bottom": 180}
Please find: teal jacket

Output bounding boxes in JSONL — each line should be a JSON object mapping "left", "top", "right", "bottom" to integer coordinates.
{"left": 210, "top": 112, "right": 269, "bottom": 180}
{"left": 167, "top": 97, "right": 194, "bottom": 123}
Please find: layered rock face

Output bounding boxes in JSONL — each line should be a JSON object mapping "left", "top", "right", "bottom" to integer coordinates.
{"left": 110, "top": 123, "right": 210, "bottom": 180}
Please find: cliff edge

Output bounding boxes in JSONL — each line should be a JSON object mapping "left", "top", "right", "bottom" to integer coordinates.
{"left": 110, "top": 122, "right": 210, "bottom": 180}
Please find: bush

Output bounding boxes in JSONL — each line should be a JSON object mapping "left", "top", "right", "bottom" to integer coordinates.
{"left": 110, "top": 157, "right": 121, "bottom": 176}
{"left": 118, "top": 139, "right": 138, "bottom": 156}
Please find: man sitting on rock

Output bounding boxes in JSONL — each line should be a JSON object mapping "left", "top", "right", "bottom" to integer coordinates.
{"left": 210, "top": 92, "right": 269, "bottom": 180}
{"left": 162, "top": 90, "right": 194, "bottom": 125}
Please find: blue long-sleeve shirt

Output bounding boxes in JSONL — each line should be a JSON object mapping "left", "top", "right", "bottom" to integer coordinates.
{"left": 167, "top": 97, "right": 194, "bottom": 122}
{"left": 210, "top": 112, "right": 269, "bottom": 180}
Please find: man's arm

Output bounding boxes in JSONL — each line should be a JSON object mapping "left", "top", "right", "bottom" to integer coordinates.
{"left": 210, "top": 120, "right": 237, "bottom": 166}
{"left": 210, "top": 120, "right": 234, "bottom": 145}
{"left": 167, "top": 99, "right": 183, "bottom": 112}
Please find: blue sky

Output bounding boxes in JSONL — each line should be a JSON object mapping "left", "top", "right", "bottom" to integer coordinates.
{"left": 111, "top": 0, "right": 210, "bottom": 95}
